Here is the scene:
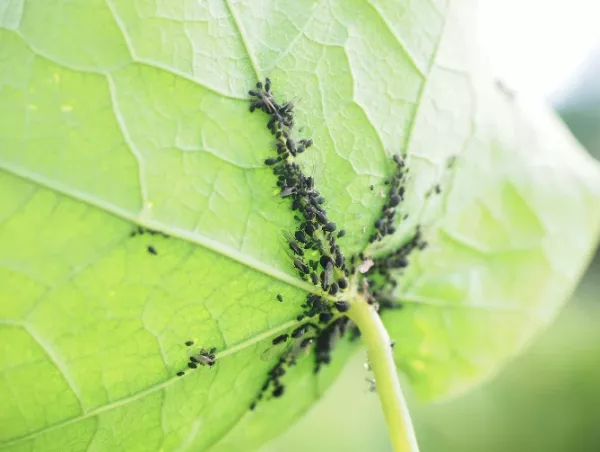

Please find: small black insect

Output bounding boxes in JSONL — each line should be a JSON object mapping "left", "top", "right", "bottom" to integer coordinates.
{"left": 322, "top": 222, "right": 336, "bottom": 232}
{"left": 319, "top": 312, "right": 333, "bottom": 324}
{"left": 320, "top": 255, "right": 333, "bottom": 269}
{"left": 328, "top": 283, "right": 339, "bottom": 296}
{"left": 294, "top": 230, "right": 307, "bottom": 244}
{"left": 334, "top": 301, "right": 350, "bottom": 312}
{"left": 185, "top": 340, "right": 194, "bottom": 346}
{"left": 315, "top": 211, "right": 327, "bottom": 224}
{"left": 272, "top": 334, "right": 289, "bottom": 345}
{"left": 294, "top": 259, "right": 309, "bottom": 274}
{"left": 338, "top": 278, "right": 348, "bottom": 289}
{"left": 265, "top": 77, "right": 271, "bottom": 93}
{"left": 288, "top": 239, "right": 304, "bottom": 256}
{"left": 304, "top": 222, "right": 316, "bottom": 236}
{"left": 337, "top": 229, "right": 346, "bottom": 238}
{"left": 188, "top": 362, "right": 197, "bottom": 369}
{"left": 273, "top": 385, "right": 285, "bottom": 398}
{"left": 176, "top": 371, "right": 185, "bottom": 377}
{"left": 147, "top": 245, "right": 157, "bottom": 255}
{"left": 193, "top": 349, "right": 217, "bottom": 367}
{"left": 310, "top": 272, "right": 319, "bottom": 285}
{"left": 291, "top": 325, "right": 306, "bottom": 338}
{"left": 389, "top": 194, "right": 401, "bottom": 207}
{"left": 265, "top": 157, "right": 280, "bottom": 166}
{"left": 277, "top": 294, "right": 283, "bottom": 302}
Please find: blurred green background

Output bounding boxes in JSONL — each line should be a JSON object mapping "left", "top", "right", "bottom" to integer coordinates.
{"left": 263, "top": 37, "right": 600, "bottom": 452}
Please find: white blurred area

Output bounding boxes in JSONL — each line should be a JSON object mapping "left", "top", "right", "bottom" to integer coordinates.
{"left": 478, "top": 0, "right": 600, "bottom": 99}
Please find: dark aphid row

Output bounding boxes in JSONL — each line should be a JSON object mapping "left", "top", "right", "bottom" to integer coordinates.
{"left": 369, "top": 154, "right": 408, "bottom": 244}
{"left": 176, "top": 342, "right": 217, "bottom": 377}
{"left": 129, "top": 226, "right": 170, "bottom": 239}
{"left": 250, "top": 333, "right": 316, "bottom": 410}
{"left": 369, "top": 226, "right": 427, "bottom": 290}
{"left": 248, "top": 79, "right": 348, "bottom": 298}
{"left": 314, "top": 316, "right": 351, "bottom": 373}
{"left": 130, "top": 226, "right": 170, "bottom": 256}
{"left": 248, "top": 78, "right": 355, "bottom": 409}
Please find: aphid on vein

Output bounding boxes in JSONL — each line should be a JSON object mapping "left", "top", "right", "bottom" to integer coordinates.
{"left": 293, "top": 258, "right": 309, "bottom": 274}
{"left": 322, "top": 222, "right": 336, "bottom": 233}
{"left": 334, "top": 301, "right": 350, "bottom": 312}
{"left": 310, "top": 272, "right": 319, "bottom": 285}
{"left": 287, "top": 236, "right": 304, "bottom": 256}
{"left": 321, "top": 262, "right": 333, "bottom": 290}
{"left": 328, "top": 283, "right": 339, "bottom": 296}
{"left": 147, "top": 245, "right": 157, "bottom": 255}
{"left": 191, "top": 349, "right": 217, "bottom": 367}
{"left": 272, "top": 334, "right": 289, "bottom": 345}
{"left": 294, "top": 230, "right": 307, "bottom": 244}
{"left": 176, "top": 371, "right": 185, "bottom": 377}
{"left": 264, "top": 157, "right": 280, "bottom": 166}
{"left": 319, "top": 312, "right": 333, "bottom": 324}
{"left": 272, "top": 385, "right": 285, "bottom": 398}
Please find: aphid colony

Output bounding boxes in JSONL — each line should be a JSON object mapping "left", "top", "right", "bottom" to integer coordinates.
{"left": 246, "top": 78, "right": 432, "bottom": 407}
{"left": 175, "top": 341, "right": 217, "bottom": 377}
{"left": 249, "top": 315, "right": 352, "bottom": 409}
{"left": 248, "top": 79, "right": 356, "bottom": 407}
{"left": 248, "top": 79, "right": 349, "bottom": 300}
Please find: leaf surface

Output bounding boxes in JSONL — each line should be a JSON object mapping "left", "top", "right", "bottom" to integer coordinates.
{"left": 1, "top": 1, "right": 599, "bottom": 451}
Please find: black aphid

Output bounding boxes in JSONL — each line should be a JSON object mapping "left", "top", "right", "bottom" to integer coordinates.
{"left": 328, "top": 283, "right": 339, "bottom": 296}
{"left": 147, "top": 245, "right": 157, "bottom": 255}
{"left": 176, "top": 371, "right": 185, "bottom": 377}
{"left": 322, "top": 222, "right": 336, "bottom": 232}
{"left": 334, "top": 301, "right": 350, "bottom": 312}
{"left": 338, "top": 278, "right": 348, "bottom": 289}
{"left": 291, "top": 325, "right": 307, "bottom": 338}
{"left": 288, "top": 240, "right": 304, "bottom": 256}
{"left": 310, "top": 272, "right": 319, "bottom": 285}
{"left": 319, "top": 312, "right": 333, "bottom": 324}
{"left": 185, "top": 340, "right": 194, "bottom": 346}
{"left": 188, "top": 362, "right": 197, "bottom": 369}
{"left": 277, "top": 294, "right": 283, "bottom": 302}
{"left": 315, "top": 211, "right": 327, "bottom": 224}
{"left": 320, "top": 255, "right": 333, "bottom": 269}
{"left": 265, "top": 157, "right": 280, "bottom": 166}
{"left": 272, "top": 334, "right": 289, "bottom": 345}
{"left": 293, "top": 259, "right": 309, "bottom": 274}
{"left": 294, "top": 230, "right": 307, "bottom": 244}
{"left": 304, "top": 222, "right": 316, "bottom": 236}
{"left": 337, "top": 229, "right": 346, "bottom": 238}
{"left": 273, "top": 385, "right": 285, "bottom": 398}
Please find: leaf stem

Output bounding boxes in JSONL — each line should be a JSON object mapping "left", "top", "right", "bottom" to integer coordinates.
{"left": 347, "top": 297, "right": 420, "bottom": 452}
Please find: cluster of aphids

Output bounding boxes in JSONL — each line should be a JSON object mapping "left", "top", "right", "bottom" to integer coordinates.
{"left": 249, "top": 80, "right": 349, "bottom": 302}
{"left": 248, "top": 79, "right": 355, "bottom": 408}
{"left": 175, "top": 341, "right": 217, "bottom": 377}
{"left": 129, "top": 226, "right": 170, "bottom": 256}
{"left": 369, "top": 154, "right": 407, "bottom": 243}
{"left": 249, "top": 312, "right": 352, "bottom": 409}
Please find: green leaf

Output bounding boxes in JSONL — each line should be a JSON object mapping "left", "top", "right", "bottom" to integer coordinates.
{"left": 1, "top": 1, "right": 599, "bottom": 451}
